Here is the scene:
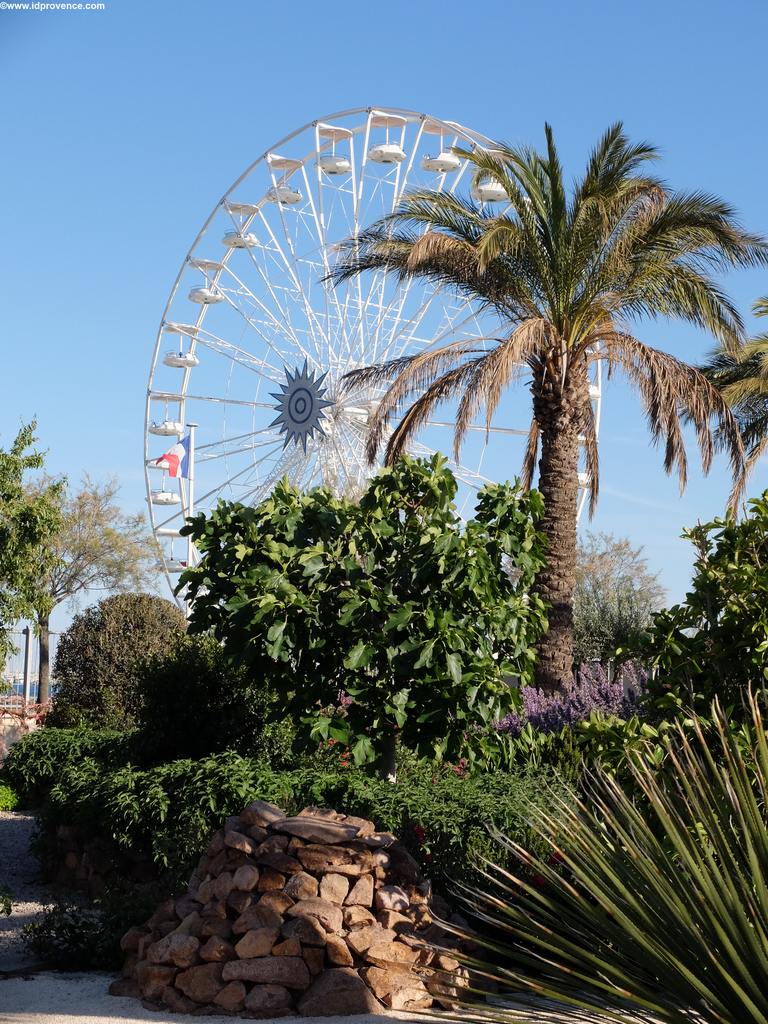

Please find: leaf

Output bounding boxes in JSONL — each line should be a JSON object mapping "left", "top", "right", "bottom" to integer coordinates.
{"left": 446, "top": 652, "right": 462, "bottom": 685}
{"left": 344, "top": 642, "right": 374, "bottom": 670}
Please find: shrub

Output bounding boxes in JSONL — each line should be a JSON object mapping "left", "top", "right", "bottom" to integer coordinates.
{"left": 48, "top": 593, "right": 187, "bottom": 730}
{"left": 182, "top": 455, "right": 548, "bottom": 774}
{"left": 135, "top": 635, "right": 295, "bottom": 767}
{"left": 40, "top": 752, "right": 566, "bottom": 888}
{"left": 23, "top": 883, "right": 169, "bottom": 970}
{"left": 447, "top": 695, "right": 768, "bottom": 1024}
{"left": 2, "top": 727, "right": 140, "bottom": 806}
{"left": 0, "top": 783, "right": 18, "bottom": 811}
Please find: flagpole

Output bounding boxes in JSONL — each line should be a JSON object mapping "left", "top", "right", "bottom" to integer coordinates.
{"left": 185, "top": 423, "right": 198, "bottom": 619}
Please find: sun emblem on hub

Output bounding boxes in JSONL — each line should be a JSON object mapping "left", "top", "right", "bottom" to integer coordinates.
{"left": 270, "top": 361, "right": 334, "bottom": 452}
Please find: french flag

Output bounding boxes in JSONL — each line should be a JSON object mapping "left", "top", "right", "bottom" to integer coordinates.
{"left": 152, "top": 435, "right": 190, "bottom": 478}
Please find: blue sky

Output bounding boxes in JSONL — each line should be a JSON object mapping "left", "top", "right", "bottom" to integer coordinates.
{"left": 1, "top": 0, "right": 767, "bottom": 626}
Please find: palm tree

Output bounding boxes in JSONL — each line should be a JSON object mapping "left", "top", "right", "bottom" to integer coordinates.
{"left": 331, "top": 123, "right": 766, "bottom": 691}
{"left": 702, "top": 297, "right": 768, "bottom": 508}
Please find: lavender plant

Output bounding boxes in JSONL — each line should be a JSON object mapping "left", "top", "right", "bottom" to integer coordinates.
{"left": 496, "top": 662, "right": 646, "bottom": 737}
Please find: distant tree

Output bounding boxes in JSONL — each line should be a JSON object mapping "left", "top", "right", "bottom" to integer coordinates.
{"left": 573, "top": 532, "right": 665, "bottom": 663}
{"left": 28, "top": 477, "right": 158, "bottom": 703}
{"left": 0, "top": 422, "right": 63, "bottom": 666}
{"left": 49, "top": 593, "right": 187, "bottom": 730}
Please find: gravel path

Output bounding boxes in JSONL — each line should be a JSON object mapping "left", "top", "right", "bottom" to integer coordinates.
{"left": 0, "top": 811, "right": 53, "bottom": 973}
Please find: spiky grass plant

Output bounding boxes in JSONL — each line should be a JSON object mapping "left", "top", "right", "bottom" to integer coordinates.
{"left": 442, "top": 694, "right": 768, "bottom": 1024}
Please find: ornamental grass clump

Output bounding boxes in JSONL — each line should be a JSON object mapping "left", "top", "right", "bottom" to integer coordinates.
{"left": 447, "top": 693, "right": 768, "bottom": 1024}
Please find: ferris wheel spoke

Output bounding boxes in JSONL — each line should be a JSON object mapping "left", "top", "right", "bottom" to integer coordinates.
{"left": 425, "top": 420, "right": 530, "bottom": 438}
{"left": 254, "top": 208, "right": 329, "bottom": 363}
{"left": 197, "top": 434, "right": 285, "bottom": 463}
{"left": 193, "top": 329, "right": 283, "bottom": 380}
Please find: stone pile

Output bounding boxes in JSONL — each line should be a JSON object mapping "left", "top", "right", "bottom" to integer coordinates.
{"left": 113, "top": 800, "right": 474, "bottom": 1017}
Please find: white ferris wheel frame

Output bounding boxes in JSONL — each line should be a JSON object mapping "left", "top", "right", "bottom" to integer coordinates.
{"left": 145, "top": 106, "right": 602, "bottom": 601}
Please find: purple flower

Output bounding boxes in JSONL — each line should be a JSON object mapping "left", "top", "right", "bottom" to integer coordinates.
{"left": 495, "top": 662, "right": 646, "bottom": 736}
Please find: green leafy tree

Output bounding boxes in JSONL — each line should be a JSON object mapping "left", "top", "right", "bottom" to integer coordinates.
{"left": 49, "top": 593, "right": 187, "bottom": 730}
{"left": 573, "top": 532, "right": 665, "bottom": 663}
{"left": 182, "top": 455, "right": 548, "bottom": 778}
{"left": 635, "top": 492, "right": 768, "bottom": 705}
{"left": 0, "top": 422, "right": 63, "bottom": 666}
{"left": 702, "top": 295, "right": 768, "bottom": 507}
{"left": 27, "top": 476, "right": 157, "bottom": 703}
{"left": 333, "top": 123, "right": 766, "bottom": 690}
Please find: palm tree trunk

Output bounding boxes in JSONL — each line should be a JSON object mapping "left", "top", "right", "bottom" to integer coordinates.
{"left": 37, "top": 613, "right": 51, "bottom": 705}
{"left": 532, "top": 388, "right": 581, "bottom": 692}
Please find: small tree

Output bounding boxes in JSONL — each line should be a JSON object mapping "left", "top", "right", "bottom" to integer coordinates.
{"left": 28, "top": 477, "right": 157, "bottom": 703}
{"left": 182, "top": 455, "right": 548, "bottom": 778}
{"left": 0, "top": 422, "right": 63, "bottom": 665}
{"left": 573, "top": 532, "right": 666, "bottom": 663}
{"left": 635, "top": 493, "right": 768, "bottom": 705}
{"left": 49, "top": 593, "right": 187, "bottom": 730}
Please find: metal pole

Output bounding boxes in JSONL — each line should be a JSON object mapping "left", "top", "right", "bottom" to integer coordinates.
{"left": 22, "top": 625, "right": 31, "bottom": 704}
{"left": 185, "top": 423, "right": 197, "bottom": 619}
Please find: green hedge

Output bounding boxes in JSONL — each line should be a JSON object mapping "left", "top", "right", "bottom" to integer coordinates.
{"left": 2, "top": 728, "right": 142, "bottom": 805}
{"left": 41, "top": 751, "right": 566, "bottom": 888}
{"left": 0, "top": 783, "right": 18, "bottom": 811}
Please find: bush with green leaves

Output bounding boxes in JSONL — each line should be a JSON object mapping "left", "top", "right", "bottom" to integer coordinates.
{"left": 632, "top": 492, "right": 768, "bottom": 707}
{"left": 2, "top": 727, "right": 140, "bottom": 806}
{"left": 135, "top": 635, "right": 295, "bottom": 767}
{"left": 182, "top": 455, "right": 548, "bottom": 775}
{"left": 40, "top": 750, "right": 565, "bottom": 888}
{"left": 48, "top": 593, "right": 187, "bottom": 731}
{"left": 0, "top": 783, "right": 19, "bottom": 811}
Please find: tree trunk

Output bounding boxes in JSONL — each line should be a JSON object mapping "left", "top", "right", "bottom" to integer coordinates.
{"left": 378, "top": 732, "right": 397, "bottom": 783}
{"left": 37, "top": 613, "right": 51, "bottom": 705}
{"left": 532, "top": 376, "right": 583, "bottom": 692}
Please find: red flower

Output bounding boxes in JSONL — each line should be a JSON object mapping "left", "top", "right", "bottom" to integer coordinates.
{"left": 413, "top": 825, "right": 426, "bottom": 845}
{"left": 532, "top": 873, "right": 547, "bottom": 889}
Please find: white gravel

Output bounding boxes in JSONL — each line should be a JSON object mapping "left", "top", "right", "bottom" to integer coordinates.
{"left": 0, "top": 811, "right": 54, "bottom": 973}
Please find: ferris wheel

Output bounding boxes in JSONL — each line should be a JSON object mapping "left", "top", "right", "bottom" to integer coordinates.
{"left": 145, "top": 106, "right": 602, "bottom": 598}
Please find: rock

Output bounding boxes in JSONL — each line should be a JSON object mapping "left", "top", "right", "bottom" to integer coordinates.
{"left": 202, "top": 897, "right": 227, "bottom": 920}
{"left": 212, "top": 871, "right": 235, "bottom": 900}
{"left": 343, "top": 906, "right": 376, "bottom": 930}
{"left": 241, "top": 799, "right": 286, "bottom": 828}
{"left": 161, "top": 985, "right": 197, "bottom": 1014}
{"left": 271, "top": 937, "right": 301, "bottom": 956}
{"left": 246, "top": 824, "right": 269, "bottom": 843}
{"left": 365, "top": 940, "right": 420, "bottom": 969}
{"left": 360, "top": 832, "right": 398, "bottom": 849}
{"left": 108, "top": 977, "right": 140, "bottom": 998}
{"left": 325, "top": 934, "right": 354, "bottom": 966}
{"left": 436, "top": 953, "right": 460, "bottom": 971}
{"left": 227, "top": 889, "right": 253, "bottom": 915}
{"left": 319, "top": 872, "right": 350, "bottom": 905}
{"left": 286, "top": 898, "right": 343, "bottom": 934}
{"left": 387, "top": 844, "right": 420, "bottom": 884}
{"left": 243, "top": 983, "right": 293, "bottom": 1016}
{"left": 233, "top": 904, "right": 283, "bottom": 934}
{"left": 255, "top": 834, "right": 289, "bottom": 854}
{"left": 136, "top": 962, "right": 177, "bottom": 1000}
{"left": 257, "top": 867, "right": 286, "bottom": 891}
{"left": 284, "top": 871, "right": 319, "bottom": 901}
{"left": 278, "top": 816, "right": 361, "bottom": 845}
{"left": 222, "top": 955, "right": 311, "bottom": 990}
{"left": 303, "top": 946, "right": 325, "bottom": 976}
{"left": 340, "top": 815, "right": 376, "bottom": 838}
{"left": 364, "top": 965, "right": 433, "bottom": 1009}
{"left": 147, "top": 899, "right": 177, "bottom": 929}
{"left": 426, "top": 966, "right": 470, "bottom": 1008}
{"left": 199, "top": 936, "right": 236, "bottom": 962}
{"left": 196, "top": 879, "right": 214, "bottom": 904}
{"left": 234, "top": 926, "right": 281, "bottom": 959}
{"left": 374, "top": 885, "right": 409, "bottom": 912}
{"left": 345, "top": 874, "right": 374, "bottom": 907}
{"left": 147, "top": 932, "right": 201, "bottom": 968}
{"left": 345, "top": 925, "right": 397, "bottom": 957}
{"left": 173, "top": 911, "right": 202, "bottom": 937}
{"left": 120, "top": 926, "right": 144, "bottom": 953}
{"left": 297, "top": 967, "right": 384, "bottom": 1016}
{"left": 297, "top": 844, "right": 366, "bottom": 876}
{"left": 377, "top": 909, "right": 413, "bottom": 932}
{"left": 257, "top": 891, "right": 294, "bottom": 916}
{"left": 280, "top": 915, "right": 327, "bottom": 946}
{"left": 232, "top": 864, "right": 260, "bottom": 891}
{"left": 213, "top": 980, "right": 246, "bottom": 1011}
{"left": 200, "top": 916, "right": 232, "bottom": 939}
{"left": 257, "top": 850, "right": 302, "bottom": 874}
{"left": 174, "top": 963, "right": 224, "bottom": 1004}
{"left": 175, "top": 894, "right": 202, "bottom": 920}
